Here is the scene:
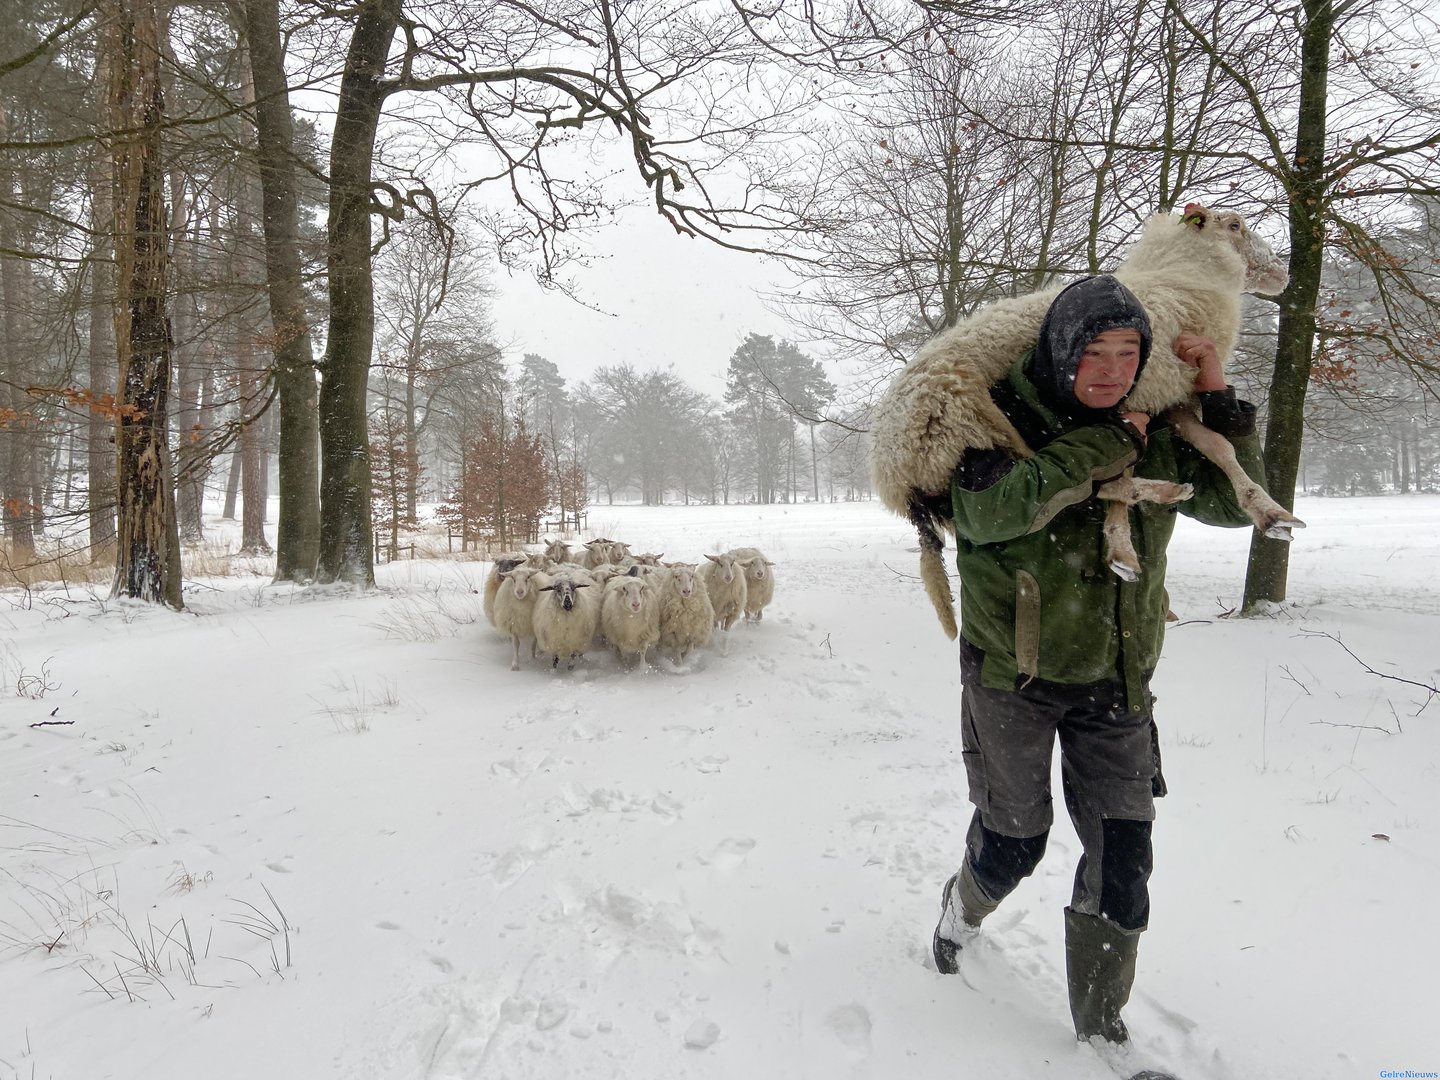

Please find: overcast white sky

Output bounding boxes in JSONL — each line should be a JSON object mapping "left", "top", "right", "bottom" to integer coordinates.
{"left": 486, "top": 198, "right": 820, "bottom": 398}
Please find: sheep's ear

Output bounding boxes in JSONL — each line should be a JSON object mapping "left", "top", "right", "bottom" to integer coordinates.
{"left": 704, "top": 553, "right": 720, "bottom": 562}
{"left": 574, "top": 581, "right": 591, "bottom": 588}
{"left": 537, "top": 585, "right": 555, "bottom": 592}
{"left": 766, "top": 560, "right": 776, "bottom": 566}
{"left": 1182, "top": 202, "right": 1207, "bottom": 228}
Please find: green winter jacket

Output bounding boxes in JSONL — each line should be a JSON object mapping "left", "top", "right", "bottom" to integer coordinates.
{"left": 944, "top": 353, "right": 1265, "bottom": 712}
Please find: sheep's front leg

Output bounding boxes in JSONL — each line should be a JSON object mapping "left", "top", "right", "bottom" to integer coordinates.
{"left": 1101, "top": 496, "right": 1142, "bottom": 582}
{"left": 510, "top": 634, "right": 522, "bottom": 671}
{"left": 1096, "top": 470, "right": 1195, "bottom": 582}
{"left": 1167, "top": 408, "right": 1306, "bottom": 540}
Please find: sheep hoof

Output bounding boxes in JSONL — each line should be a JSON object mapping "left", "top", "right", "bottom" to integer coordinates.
{"left": 1263, "top": 523, "right": 1296, "bottom": 542}
{"left": 1108, "top": 559, "right": 1141, "bottom": 582}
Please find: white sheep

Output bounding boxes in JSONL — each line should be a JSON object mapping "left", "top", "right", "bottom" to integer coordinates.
{"left": 727, "top": 546, "right": 776, "bottom": 623}
{"left": 655, "top": 563, "right": 714, "bottom": 665}
{"left": 532, "top": 572, "right": 601, "bottom": 671}
{"left": 543, "top": 538, "right": 572, "bottom": 564}
{"left": 492, "top": 564, "right": 545, "bottom": 671}
{"left": 483, "top": 551, "right": 529, "bottom": 627}
{"left": 869, "top": 202, "right": 1303, "bottom": 639}
{"left": 581, "top": 538, "right": 631, "bottom": 569}
{"left": 600, "top": 575, "right": 661, "bottom": 669}
{"left": 698, "top": 553, "right": 749, "bottom": 653}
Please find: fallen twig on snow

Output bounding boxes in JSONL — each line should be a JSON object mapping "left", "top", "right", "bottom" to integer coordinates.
{"left": 1301, "top": 630, "right": 1437, "bottom": 718}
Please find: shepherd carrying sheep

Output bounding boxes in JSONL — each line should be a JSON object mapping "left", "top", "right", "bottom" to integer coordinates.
{"left": 873, "top": 203, "right": 1302, "bottom": 640}
{"left": 893, "top": 266, "right": 1272, "bottom": 1068}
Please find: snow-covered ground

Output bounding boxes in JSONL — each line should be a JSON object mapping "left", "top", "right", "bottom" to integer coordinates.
{"left": 2, "top": 495, "right": 1437, "bottom": 1080}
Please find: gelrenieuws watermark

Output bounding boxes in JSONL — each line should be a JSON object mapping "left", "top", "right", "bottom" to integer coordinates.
{"left": 1379, "top": 1071, "right": 1438, "bottom": 1078}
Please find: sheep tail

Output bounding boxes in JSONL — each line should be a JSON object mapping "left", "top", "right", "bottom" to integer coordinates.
{"left": 907, "top": 494, "right": 958, "bottom": 641}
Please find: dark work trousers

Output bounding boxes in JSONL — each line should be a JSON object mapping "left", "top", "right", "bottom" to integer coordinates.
{"left": 957, "top": 640, "right": 1161, "bottom": 931}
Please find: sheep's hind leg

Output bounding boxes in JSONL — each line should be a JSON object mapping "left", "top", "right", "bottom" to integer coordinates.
{"left": 1167, "top": 408, "right": 1305, "bottom": 540}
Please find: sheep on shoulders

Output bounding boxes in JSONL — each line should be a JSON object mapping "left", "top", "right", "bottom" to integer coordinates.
{"left": 870, "top": 202, "right": 1302, "bottom": 639}
{"left": 727, "top": 546, "right": 776, "bottom": 623}
{"left": 655, "top": 563, "right": 714, "bottom": 665}
{"left": 600, "top": 575, "right": 661, "bottom": 669}
{"left": 533, "top": 572, "right": 601, "bottom": 671}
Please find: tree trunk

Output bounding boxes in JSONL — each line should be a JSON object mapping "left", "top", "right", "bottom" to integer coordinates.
{"left": 173, "top": 216, "right": 207, "bottom": 542}
{"left": 0, "top": 102, "right": 36, "bottom": 556}
{"left": 162, "top": 12, "right": 206, "bottom": 545}
{"left": 1242, "top": 0, "right": 1331, "bottom": 613}
{"left": 243, "top": 0, "right": 319, "bottom": 578}
{"left": 108, "top": 0, "right": 183, "bottom": 609}
{"left": 87, "top": 157, "right": 118, "bottom": 555}
{"left": 317, "top": 0, "right": 400, "bottom": 585}
{"left": 223, "top": 445, "right": 240, "bottom": 519}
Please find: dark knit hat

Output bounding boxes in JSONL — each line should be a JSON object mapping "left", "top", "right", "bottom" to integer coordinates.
{"left": 1030, "top": 275, "right": 1151, "bottom": 419}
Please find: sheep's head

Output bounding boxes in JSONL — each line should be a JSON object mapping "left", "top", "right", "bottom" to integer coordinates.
{"left": 742, "top": 557, "right": 774, "bottom": 582}
{"left": 667, "top": 564, "right": 699, "bottom": 599}
{"left": 539, "top": 575, "right": 590, "bottom": 611}
{"left": 500, "top": 565, "right": 542, "bottom": 600}
{"left": 1182, "top": 202, "right": 1289, "bottom": 296}
{"left": 612, "top": 577, "right": 649, "bottom": 614}
{"left": 704, "top": 553, "right": 740, "bottom": 583}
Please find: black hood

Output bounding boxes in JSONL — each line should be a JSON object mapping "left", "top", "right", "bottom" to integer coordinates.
{"left": 1029, "top": 275, "right": 1151, "bottom": 421}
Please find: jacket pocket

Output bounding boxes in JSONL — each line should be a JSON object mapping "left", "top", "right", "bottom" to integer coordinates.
{"left": 1015, "top": 570, "right": 1041, "bottom": 679}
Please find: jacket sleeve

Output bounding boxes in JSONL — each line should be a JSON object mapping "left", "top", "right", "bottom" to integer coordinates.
{"left": 1173, "top": 390, "right": 1269, "bottom": 528}
{"left": 949, "top": 422, "right": 1141, "bottom": 545}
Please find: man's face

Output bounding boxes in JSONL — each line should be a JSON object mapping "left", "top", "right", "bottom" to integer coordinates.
{"left": 1072, "top": 328, "right": 1142, "bottom": 410}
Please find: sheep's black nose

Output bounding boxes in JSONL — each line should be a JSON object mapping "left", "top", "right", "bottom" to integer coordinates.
{"left": 562, "top": 597, "right": 573, "bottom": 610}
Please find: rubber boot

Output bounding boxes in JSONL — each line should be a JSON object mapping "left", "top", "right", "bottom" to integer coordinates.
{"left": 932, "top": 860, "right": 1000, "bottom": 974}
{"left": 1064, "top": 907, "right": 1141, "bottom": 1044}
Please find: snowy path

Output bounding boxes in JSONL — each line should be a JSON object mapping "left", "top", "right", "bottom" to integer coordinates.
{"left": 2, "top": 498, "right": 1437, "bottom": 1079}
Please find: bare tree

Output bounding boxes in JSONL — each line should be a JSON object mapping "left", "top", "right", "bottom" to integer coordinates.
{"left": 1162, "top": 0, "right": 1440, "bottom": 608}
{"left": 243, "top": 0, "right": 322, "bottom": 582}
{"left": 106, "top": 0, "right": 182, "bottom": 607}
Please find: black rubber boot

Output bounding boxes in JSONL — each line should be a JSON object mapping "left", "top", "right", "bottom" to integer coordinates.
{"left": 1064, "top": 907, "right": 1141, "bottom": 1044}
{"left": 932, "top": 861, "right": 998, "bottom": 974}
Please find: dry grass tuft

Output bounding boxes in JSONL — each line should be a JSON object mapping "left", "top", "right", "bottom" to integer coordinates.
{"left": 0, "top": 540, "right": 111, "bottom": 591}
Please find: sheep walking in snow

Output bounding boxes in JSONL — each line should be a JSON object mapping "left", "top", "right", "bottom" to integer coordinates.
{"left": 600, "top": 575, "right": 661, "bottom": 669}
{"left": 699, "top": 553, "right": 749, "bottom": 654}
{"left": 870, "top": 202, "right": 1302, "bottom": 639}
{"left": 656, "top": 563, "right": 714, "bottom": 665}
{"left": 533, "top": 573, "right": 601, "bottom": 670}
{"left": 727, "top": 546, "right": 776, "bottom": 623}
{"left": 483, "top": 552, "right": 529, "bottom": 627}
{"left": 492, "top": 564, "right": 546, "bottom": 671}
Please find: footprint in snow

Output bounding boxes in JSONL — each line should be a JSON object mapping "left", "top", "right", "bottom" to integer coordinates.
{"left": 535, "top": 999, "right": 569, "bottom": 1031}
{"left": 694, "top": 755, "right": 728, "bottom": 774}
{"left": 825, "top": 1004, "right": 873, "bottom": 1053}
{"left": 684, "top": 1018, "right": 720, "bottom": 1049}
{"left": 703, "top": 836, "right": 756, "bottom": 871}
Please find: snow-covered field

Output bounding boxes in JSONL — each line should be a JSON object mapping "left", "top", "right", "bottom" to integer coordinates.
{"left": 2, "top": 495, "right": 1437, "bottom": 1080}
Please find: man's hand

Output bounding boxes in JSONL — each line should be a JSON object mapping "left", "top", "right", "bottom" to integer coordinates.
{"left": 1173, "top": 332, "right": 1227, "bottom": 392}
{"left": 1120, "top": 411, "right": 1150, "bottom": 437}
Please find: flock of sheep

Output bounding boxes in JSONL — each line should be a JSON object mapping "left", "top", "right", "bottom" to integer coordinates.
{"left": 482, "top": 537, "right": 777, "bottom": 672}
